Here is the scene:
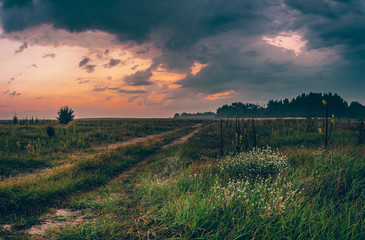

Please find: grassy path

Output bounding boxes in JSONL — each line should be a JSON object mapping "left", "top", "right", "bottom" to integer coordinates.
{"left": 1, "top": 129, "right": 184, "bottom": 185}
{"left": 0, "top": 124, "right": 203, "bottom": 239}
{"left": 24, "top": 124, "right": 203, "bottom": 238}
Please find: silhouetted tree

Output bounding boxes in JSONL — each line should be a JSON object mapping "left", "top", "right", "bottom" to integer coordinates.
{"left": 349, "top": 101, "right": 365, "bottom": 118}
{"left": 12, "top": 113, "right": 18, "bottom": 124}
{"left": 177, "top": 92, "right": 365, "bottom": 119}
{"left": 57, "top": 106, "right": 75, "bottom": 124}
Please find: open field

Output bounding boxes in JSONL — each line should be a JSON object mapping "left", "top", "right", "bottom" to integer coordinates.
{"left": 0, "top": 118, "right": 364, "bottom": 239}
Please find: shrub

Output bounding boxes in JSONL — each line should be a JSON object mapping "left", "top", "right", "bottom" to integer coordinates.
{"left": 12, "top": 114, "right": 18, "bottom": 124}
{"left": 46, "top": 126, "right": 55, "bottom": 137}
{"left": 57, "top": 106, "right": 75, "bottom": 124}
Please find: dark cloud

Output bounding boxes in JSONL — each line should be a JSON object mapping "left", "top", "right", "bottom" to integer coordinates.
{"left": 119, "top": 89, "right": 147, "bottom": 94}
{"left": 26, "top": 63, "right": 38, "bottom": 68}
{"left": 15, "top": 42, "right": 28, "bottom": 53}
{"left": 85, "top": 65, "right": 96, "bottom": 73}
{"left": 3, "top": 90, "right": 21, "bottom": 97}
{"left": 108, "top": 87, "right": 119, "bottom": 90}
{"left": 128, "top": 96, "right": 139, "bottom": 103}
{"left": 93, "top": 86, "right": 107, "bottom": 91}
{"left": 78, "top": 79, "right": 90, "bottom": 84}
{"left": 78, "top": 57, "right": 96, "bottom": 72}
{"left": 284, "top": 0, "right": 365, "bottom": 56}
{"left": 42, "top": 53, "right": 56, "bottom": 58}
{"left": 103, "top": 58, "right": 121, "bottom": 68}
{"left": 109, "top": 58, "right": 120, "bottom": 67}
{"left": 244, "top": 50, "right": 258, "bottom": 57}
{"left": 79, "top": 57, "right": 90, "bottom": 67}
{"left": 124, "top": 69, "right": 153, "bottom": 86}
{"left": 136, "top": 47, "right": 150, "bottom": 54}
{"left": 176, "top": 40, "right": 333, "bottom": 96}
{"left": 0, "top": 1, "right": 274, "bottom": 50}
{"left": 8, "top": 77, "right": 15, "bottom": 84}
{"left": 1, "top": 0, "right": 365, "bottom": 102}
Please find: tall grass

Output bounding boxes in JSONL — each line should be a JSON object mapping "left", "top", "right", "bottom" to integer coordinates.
{"left": 134, "top": 149, "right": 364, "bottom": 239}
{"left": 46, "top": 122, "right": 364, "bottom": 239}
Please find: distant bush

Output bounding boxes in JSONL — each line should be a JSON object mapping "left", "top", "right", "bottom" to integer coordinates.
{"left": 57, "top": 106, "right": 75, "bottom": 124}
{"left": 12, "top": 114, "right": 18, "bottom": 124}
{"left": 46, "top": 126, "right": 55, "bottom": 137}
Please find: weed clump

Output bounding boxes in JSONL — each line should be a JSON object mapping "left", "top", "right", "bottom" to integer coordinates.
{"left": 46, "top": 126, "right": 55, "bottom": 138}
{"left": 212, "top": 174, "right": 302, "bottom": 216}
{"left": 219, "top": 147, "right": 288, "bottom": 179}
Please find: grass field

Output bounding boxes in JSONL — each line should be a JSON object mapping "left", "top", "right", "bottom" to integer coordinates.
{"left": 0, "top": 118, "right": 364, "bottom": 239}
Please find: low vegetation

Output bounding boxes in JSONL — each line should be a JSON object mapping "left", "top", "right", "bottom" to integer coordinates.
{"left": 0, "top": 118, "right": 363, "bottom": 239}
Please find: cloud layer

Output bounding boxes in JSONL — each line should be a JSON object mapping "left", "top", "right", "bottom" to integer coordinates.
{"left": 1, "top": 0, "right": 364, "bottom": 107}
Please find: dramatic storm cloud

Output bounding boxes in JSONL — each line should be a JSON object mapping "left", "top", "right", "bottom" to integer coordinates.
{"left": 0, "top": 0, "right": 364, "bottom": 118}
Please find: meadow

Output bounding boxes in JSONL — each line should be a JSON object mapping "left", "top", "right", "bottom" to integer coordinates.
{"left": 0, "top": 118, "right": 364, "bottom": 239}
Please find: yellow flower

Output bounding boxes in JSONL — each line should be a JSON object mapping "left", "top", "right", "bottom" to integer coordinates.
{"left": 322, "top": 99, "right": 327, "bottom": 105}
{"left": 318, "top": 128, "right": 323, "bottom": 134}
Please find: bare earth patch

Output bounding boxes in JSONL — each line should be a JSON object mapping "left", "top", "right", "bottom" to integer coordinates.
{"left": 28, "top": 209, "right": 88, "bottom": 236}
{"left": 163, "top": 124, "right": 202, "bottom": 148}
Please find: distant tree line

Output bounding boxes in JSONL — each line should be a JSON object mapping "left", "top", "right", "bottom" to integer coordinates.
{"left": 174, "top": 112, "right": 216, "bottom": 118}
{"left": 174, "top": 93, "right": 365, "bottom": 118}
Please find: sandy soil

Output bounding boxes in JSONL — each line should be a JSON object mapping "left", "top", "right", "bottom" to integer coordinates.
{"left": 28, "top": 209, "right": 87, "bottom": 236}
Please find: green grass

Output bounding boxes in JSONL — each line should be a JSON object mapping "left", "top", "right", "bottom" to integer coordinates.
{"left": 0, "top": 119, "right": 364, "bottom": 239}
{"left": 42, "top": 120, "right": 364, "bottom": 240}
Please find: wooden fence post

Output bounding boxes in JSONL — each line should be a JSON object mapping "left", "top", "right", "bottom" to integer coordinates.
{"left": 220, "top": 119, "right": 224, "bottom": 156}
{"left": 252, "top": 119, "right": 257, "bottom": 150}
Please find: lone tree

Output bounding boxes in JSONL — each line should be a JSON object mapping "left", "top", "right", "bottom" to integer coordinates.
{"left": 57, "top": 106, "right": 75, "bottom": 124}
{"left": 13, "top": 113, "right": 18, "bottom": 124}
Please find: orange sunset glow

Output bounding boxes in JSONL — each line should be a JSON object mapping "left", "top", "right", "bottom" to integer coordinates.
{"left": 205, "top": 91, "right": 235, "bottom": 100}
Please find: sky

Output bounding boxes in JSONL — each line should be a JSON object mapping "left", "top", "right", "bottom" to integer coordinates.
{"left": 0, "top": 0, "right": 364, "bottom": 119}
